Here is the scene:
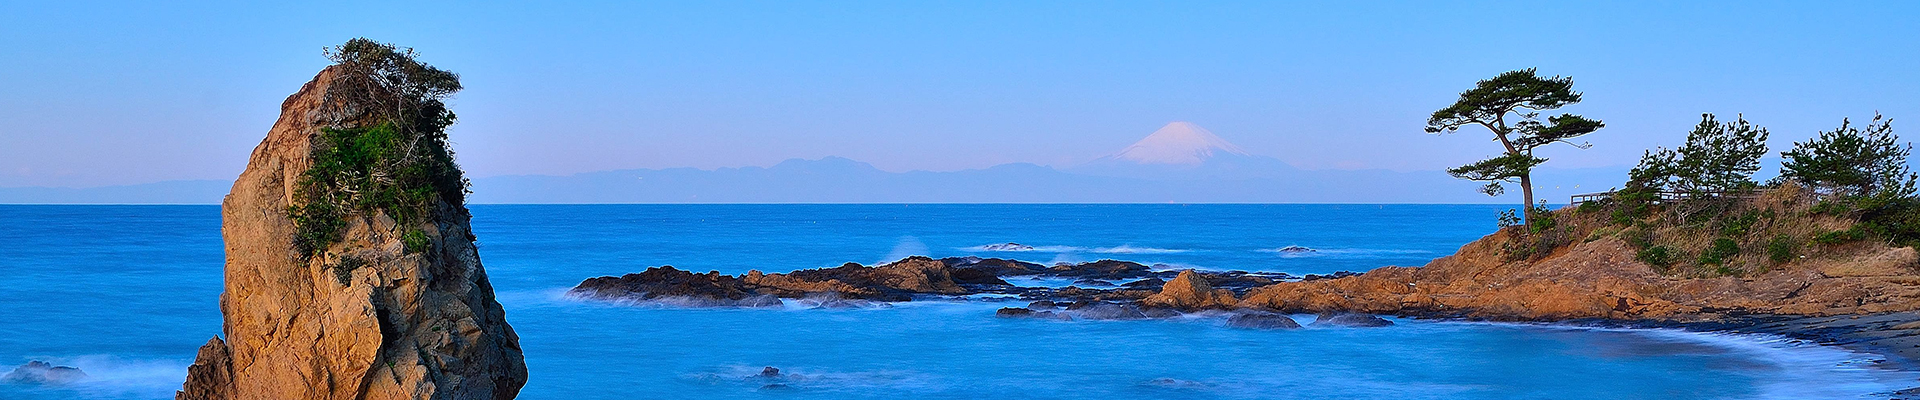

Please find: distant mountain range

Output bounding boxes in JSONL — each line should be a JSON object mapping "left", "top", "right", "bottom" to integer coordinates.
{"left": 0, "top": 122, "right": 1633, "bottom": 204}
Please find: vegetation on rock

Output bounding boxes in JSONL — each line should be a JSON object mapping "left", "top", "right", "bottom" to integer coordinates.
{"left": 1548, "top": 111, "right": 1918, "bottom": 277}
{"left": 287, "top": 38, "right": 468, "bottom": 258}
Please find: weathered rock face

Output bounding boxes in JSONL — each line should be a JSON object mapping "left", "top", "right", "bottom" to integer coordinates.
{"left": 1143, "top": 270, "right": 1238, "bottom": 310}
{"left": 178, "top": 66, "right": 527, "bottom": 400}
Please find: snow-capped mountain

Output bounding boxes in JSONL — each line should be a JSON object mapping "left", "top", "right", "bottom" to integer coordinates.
{"left": 1072, "top": 121, "right": 1296, "bottom": 179}
{"left": 1106, "top": 121, "right": 1251, "bottom": 165}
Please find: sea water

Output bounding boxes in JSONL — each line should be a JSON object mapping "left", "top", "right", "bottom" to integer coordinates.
{"left": 0, "top": 204, "right": 1913, "bottom": 399}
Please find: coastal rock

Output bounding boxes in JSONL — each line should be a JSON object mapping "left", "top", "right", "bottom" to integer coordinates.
{"left": 177, "top": 65, "right": 526, "bottom": 399}
{"left": 1313, "top": 312, "right": 1394, "bottom": 327}
{"left": 942, "top": 257, "right": 1049, "bottom": 276}
{"left": 573, "top": 256, "right": 974, "bottom": 304}
{"left": 1276, "top": 245, "right": 1317, "bottom": 253}
{"left": 1142, "top": 270, "right": 1238, "bottom": 310}
{"left": 2, "top": 360, "right": 87, "bottom": 385}
{"left": 1047, "top": 260, "right": 1154, "bottom": 280}
{"left": 1225, "top": 313, "right": 1302, "bottom": 329}
{"left": 176, "top": 338, "right": 231, "bottom": 400}
{"left": 571, "top": 266, "right": 771, "bottom": 306}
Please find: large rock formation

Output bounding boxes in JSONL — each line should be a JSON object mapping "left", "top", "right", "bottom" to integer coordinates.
{"left": 178, "top": 65, "right": 526, "bottom": 399}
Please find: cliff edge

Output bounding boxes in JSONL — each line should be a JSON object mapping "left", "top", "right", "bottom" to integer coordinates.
{"left": 179, "top": 42, "right": 526, "bottom": 400}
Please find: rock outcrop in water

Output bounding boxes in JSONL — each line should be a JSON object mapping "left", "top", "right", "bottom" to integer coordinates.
{"left": 2, "top": 361, "right": 87, "bottom": 385}
{"left": 570, "top": 256, "right": 1179, "bottom": 304}
{"left": 1142, "top": 270, "right": 1237, "bottom": 310}
{"left": 178, "top": 48, "right": 526, "bottom": 399}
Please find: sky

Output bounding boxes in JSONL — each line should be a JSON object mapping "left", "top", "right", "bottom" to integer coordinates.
{"left": 2, "top": 1, "right": 1916, "bottom": 188}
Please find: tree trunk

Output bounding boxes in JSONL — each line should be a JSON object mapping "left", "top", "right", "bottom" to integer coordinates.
{"left": 1519, "top": 172, "right": 1536, "bottom": 225}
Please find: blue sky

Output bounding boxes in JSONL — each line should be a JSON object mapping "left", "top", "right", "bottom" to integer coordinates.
{"left": 2, "top": 1, "right": 1915, "bottom": 187}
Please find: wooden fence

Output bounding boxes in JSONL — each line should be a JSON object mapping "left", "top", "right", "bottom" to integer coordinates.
{"left": 1569, "top": 189, "right": 1761, "bottom": 205}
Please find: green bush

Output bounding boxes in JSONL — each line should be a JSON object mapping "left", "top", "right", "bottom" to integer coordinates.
{"left": 1697, "top": 237, "right": 1740, "bottom": 265}
{"left": 1766, "top": 234, "right": 1797, "bottom": 263}
{"left": 1813, "top": 227, "right": 1865, "bottom": 245}
{"left": 403, "top": 229, "right": 431, "bottom": 253}
{"left": 1637, "top": 245, "right": 1674, "bottom": 267}
{"left": 1720, "top": 211, "right": 1761, "bottom": 237}
{"left": 287, "top": 38, "right": 468, "bottom": 259}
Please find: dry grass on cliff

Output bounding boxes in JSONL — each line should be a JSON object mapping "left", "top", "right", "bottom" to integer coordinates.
{"left": 1533, "top": 183, "right": 1866, "bottom": 278}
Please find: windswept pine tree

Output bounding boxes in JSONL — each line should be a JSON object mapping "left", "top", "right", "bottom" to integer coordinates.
{"left": 1426, "top": 68, "right": 1604, "bottom": 225}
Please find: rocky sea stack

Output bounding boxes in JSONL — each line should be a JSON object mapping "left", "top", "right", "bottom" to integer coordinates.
{"left": 177, "top": 39, "right": 527, "bottom": 400}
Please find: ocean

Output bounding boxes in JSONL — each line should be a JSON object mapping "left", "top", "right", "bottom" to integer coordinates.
{"left": 1, "top": 204, "right": 1913, "bottom": 399}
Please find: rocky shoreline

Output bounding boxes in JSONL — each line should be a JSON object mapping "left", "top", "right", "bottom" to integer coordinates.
{"left": 571, "top": 250, "right": 1920, "bottom": 393}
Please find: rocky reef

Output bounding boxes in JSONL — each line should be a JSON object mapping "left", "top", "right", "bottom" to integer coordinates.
{"left": 178, "top": 44, "right": 526, "bottom": 400}
{"left": 570, "top": 255, "right": 1328, "bottom": 325}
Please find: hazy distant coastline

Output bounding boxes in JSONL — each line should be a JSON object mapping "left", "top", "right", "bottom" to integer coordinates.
{"left": 0, "top": 162, "right": 1631, "bottom": 204}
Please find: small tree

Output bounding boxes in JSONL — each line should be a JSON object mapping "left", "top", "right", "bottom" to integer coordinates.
{"left": 1428, "top": 68, "right": 1605, "bottom": 224}
{"left": 1781, "top": 113, "right": 1917, "bottom": 198}
{"left": 288, "top": 38, "right": 469, "bottom": 258}
{"left": 1632, "top": 114, "right": 1770, "bottom": 194}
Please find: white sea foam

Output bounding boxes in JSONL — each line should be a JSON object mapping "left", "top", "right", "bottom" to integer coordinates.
{"left": 1, "top": 355, "right": 189, "bottom": 398}
{"left": 959, "top": 244, "right": 1086, "bottom": 252}
{"left": 878, "top": 236, "right": 929, "bottom": 264}
{"left": 1092, "top": 245, "right": 1189, "bottom": 254}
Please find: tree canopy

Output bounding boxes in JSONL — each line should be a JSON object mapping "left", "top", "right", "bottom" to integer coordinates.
{"left": 1781, "top": 113, "right": 1916, "bottom": 198}
{"left": 1630, "top": 114, "right": 1770, "bottom": 194}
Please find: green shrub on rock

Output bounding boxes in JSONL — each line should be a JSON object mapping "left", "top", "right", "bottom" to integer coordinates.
{"left": 1697, "top": 238, "right": 1740, "bottom": 266}
{"left": 1766, "top": 234, "right": 1797, "bottom": 264}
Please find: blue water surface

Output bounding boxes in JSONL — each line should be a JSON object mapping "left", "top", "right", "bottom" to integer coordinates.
{"left": 0, "top": 204, "right": 1912, "bottom": 399}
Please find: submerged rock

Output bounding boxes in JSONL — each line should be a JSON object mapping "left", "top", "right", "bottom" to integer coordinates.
{"left": 2, "top": 361, "right": 86, "bottom": 385}
{"left": 1068, "top": 302, "right": 1150, "bottom": 320}
{"left": 996, "top": 307, "right": 1072, "bottom": 321}
{"left": 1225, "top": 313, "right": 1302, "bottom": 329}
{"left": 1121, "top": 277, "right": 1166, "bottom": 289}
{"left": 1276, "top": 245, "right": 1317, "bottom": 253}
{"left": 1314, "top": 312, "right": 1394, "bottom": 327}
{"left": 759, "top": 366, "right": 781, "bottom": 378}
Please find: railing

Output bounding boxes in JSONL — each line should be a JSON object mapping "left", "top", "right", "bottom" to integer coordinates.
{"left": 1569, "top": 189, "right": 1761, "bottom": 205}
